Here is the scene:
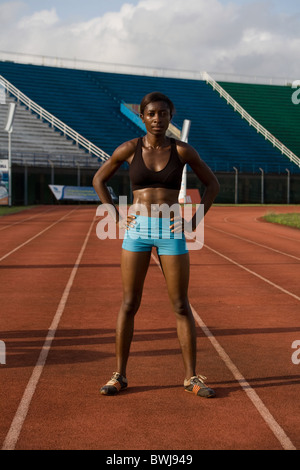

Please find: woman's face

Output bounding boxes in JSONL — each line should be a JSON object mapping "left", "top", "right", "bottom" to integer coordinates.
{"left": 141, "top": 101, "right": 171, "bottom": 136}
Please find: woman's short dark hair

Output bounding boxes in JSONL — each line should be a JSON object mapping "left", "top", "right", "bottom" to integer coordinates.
{"left": 140, "top": 92, "right": 175, "bottom": 118}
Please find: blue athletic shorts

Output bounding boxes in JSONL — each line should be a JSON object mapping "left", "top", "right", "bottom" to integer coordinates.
{"left": 122, "top": 215, "right": 188, "bottom": 256}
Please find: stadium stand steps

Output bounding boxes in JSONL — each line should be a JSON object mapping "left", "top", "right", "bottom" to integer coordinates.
{"left": 0, "top": 95, "right": 99, "bottom": 168}
{"left": 0, "top": 60, "right": 299, "bottom": 174}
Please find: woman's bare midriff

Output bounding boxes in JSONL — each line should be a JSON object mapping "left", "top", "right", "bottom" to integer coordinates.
{"left": 131, "top": 187, "right": 181, "bottom": 218}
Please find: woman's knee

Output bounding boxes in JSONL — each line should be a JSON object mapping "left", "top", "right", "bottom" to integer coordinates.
{"left": 171, "top": 297, "right": 190, "bottom": 317}
{"left": 121, "top": 295, "right": 141, "bottom": 316}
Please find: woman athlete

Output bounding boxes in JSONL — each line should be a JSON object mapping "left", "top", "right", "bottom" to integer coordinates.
{"left": 93, "top": 92, "right": 220, "bottom": 398}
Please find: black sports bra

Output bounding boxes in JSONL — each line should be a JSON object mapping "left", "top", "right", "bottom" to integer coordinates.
{"left": 129, "top": 138, "right": 184, "bottom": 191}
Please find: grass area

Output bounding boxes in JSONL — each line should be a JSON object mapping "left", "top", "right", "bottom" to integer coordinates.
{"left": 0, "top": 206, "right": 35, "bottom": 216}
{"left": 263, "top": 213, "right": 300, "bottom": 229}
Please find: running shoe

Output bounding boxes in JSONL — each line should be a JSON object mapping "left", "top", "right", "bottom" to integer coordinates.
{"left": 184, "top": 375, "right": 216, "bottom": 398}
{"left": 100, "top": 372, "right": 128, "bottom": 396}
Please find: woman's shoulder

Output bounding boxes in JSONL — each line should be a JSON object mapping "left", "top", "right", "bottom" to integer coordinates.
{"left": 112, "top": 137, "right": 141, "bottom": 162}
{"left": 173, "top": 139, "right": 199, "bottom": 162}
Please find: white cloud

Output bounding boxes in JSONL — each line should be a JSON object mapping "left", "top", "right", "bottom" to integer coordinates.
{"left": 0, "top": 0, "right": 300, "bottom": 79}
{"left": 18, "top": 8, "right": 59, "bottom": 28}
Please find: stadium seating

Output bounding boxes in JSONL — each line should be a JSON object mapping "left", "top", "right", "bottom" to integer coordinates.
{"left": 218, "top": 81, "right": 300, "bottom": 160}
{"left": 0, "top": 95, "right": 97, "bottom": 168}
{"left": 0, "top": 60, "right": 299, "bottom": 174}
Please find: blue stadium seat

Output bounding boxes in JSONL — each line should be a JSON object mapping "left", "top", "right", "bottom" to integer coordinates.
{"left": 0, "top": 60, "right": 299, "bottom": 174}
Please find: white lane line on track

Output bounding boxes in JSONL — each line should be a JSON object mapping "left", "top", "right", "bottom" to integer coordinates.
{"left": 151, "top": 250, "right": 297, "bottom": 450}
{"left": 1, "top": 215, "right": 96, "bottom": 451}
{"left": 191, "top": 307, "right": 297, "bottom": 451}
{"left": 0, "top": 207, "right": 54, "bottom": 232}
{"left": 204, "top": 243, "right": 300, "bottom": 302}
{"left": 224, "top": 216, "right": 300, "bottom": 243}
{"left": 0, "top": 209, "right": 77, "bottom": 262}
{"left": 205, "top": 224, "right": 300, "bottom": 262}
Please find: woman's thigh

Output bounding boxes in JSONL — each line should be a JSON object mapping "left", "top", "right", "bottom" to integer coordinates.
{"left": 158, "top": 253, "right": 190, "bottom": 306}
{"left": 121, "top": 249, "right": 152, "bottom": 299}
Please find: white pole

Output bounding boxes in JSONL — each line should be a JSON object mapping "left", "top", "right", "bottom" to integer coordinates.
{"left": 5, "top": 103, "right": 17, "bottom": 207}
{"left": 179, "top": 120, "right": 191, "bottom": 204}
{"left": 8, "top": 130, "right": 12, "bottom": 206}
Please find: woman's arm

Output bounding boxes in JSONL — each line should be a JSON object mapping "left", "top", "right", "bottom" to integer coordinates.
{"left": 177, "top": 141, "right": 220, "bottom": 230}
{"left": 93, "top": 139, "right": 137, "bottom": 225}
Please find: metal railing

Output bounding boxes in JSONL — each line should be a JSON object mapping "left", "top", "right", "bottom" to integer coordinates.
{"left": 2, "top": 69, "right": 298, "bottom": 169}
{"left": 9, "top": 152, "right": 101, "bottom": 168}
{"left": 202, "top": 71, "right": 300, "bottom": 168}
{"left": 0, "top": 75, "right": 111, "bottom": 162}
{"left": 3, "top": 50, "right": 297, "bottom": 85}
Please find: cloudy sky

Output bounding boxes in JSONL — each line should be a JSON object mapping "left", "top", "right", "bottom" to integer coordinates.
{"left": 0, "top": 0, "right": 299, "bottom": 79}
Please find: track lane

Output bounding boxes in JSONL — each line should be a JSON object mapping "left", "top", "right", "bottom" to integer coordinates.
{"left": 1, "top": 206, "right": 299, "bottom": 450}
{"left": 203, "top": 233, "right": 300, "bottom": 300}
{"left": 7, "top": 227, "right": 285, "bottom": 450}
{"left": 0, "top": 206, "right": 80, "bottom": 260}
{"left": 190, "top": 243, "right": 299, "bottom": 447}
{"left": 187, "top": 207, "right": 300, "bottom": 449}
{"left": 205, "top": 224, "right": 300, "bottom": 262}
{"left": 211, "top": 206, "right": 300, "bottom": 246}
{"left": 206, "top": 206, "right": 300, "bottom": 259}
{"left": 0, "top": 207, "right": 98, "bottom": 447}
{"left": 2, "top": 212, "right": 96, "bottom": 450}
{"left": 0, "top": 206, "right": 52, "bottom": 232}
{"left": 203, "top": 206, "right": 300, "bottom": 300}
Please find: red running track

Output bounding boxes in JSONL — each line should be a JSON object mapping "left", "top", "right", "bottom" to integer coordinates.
{"left": 0, "top": 205, "right": 299, "bottom": 450}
